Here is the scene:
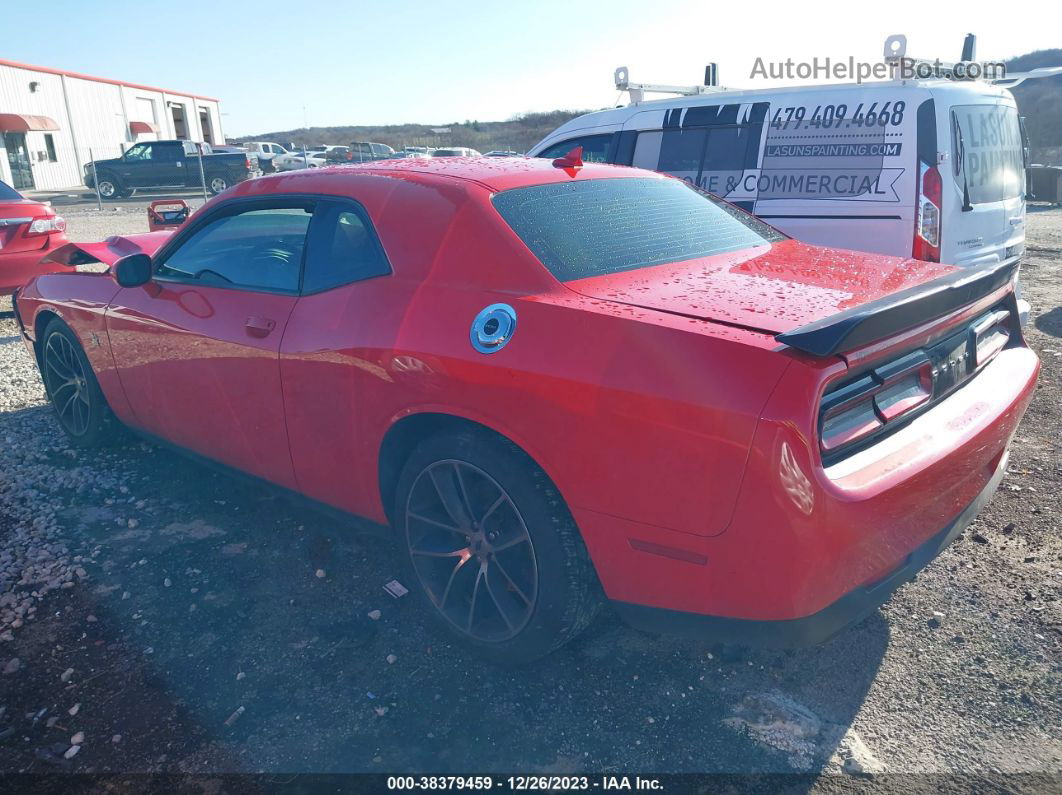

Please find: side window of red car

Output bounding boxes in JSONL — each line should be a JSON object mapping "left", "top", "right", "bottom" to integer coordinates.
{"left": 301, "top": 199, "right": 391, "bottom": 294}
{"left": 154, "top": 202, "right": 314, "bottom": 294}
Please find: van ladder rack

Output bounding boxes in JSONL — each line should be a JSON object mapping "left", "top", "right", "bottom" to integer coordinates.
{"left": 614, "top": 66, "right": 728, "bottom": 103}
{"left": 884, "top": 33, "right": 1062, "bottom": 87}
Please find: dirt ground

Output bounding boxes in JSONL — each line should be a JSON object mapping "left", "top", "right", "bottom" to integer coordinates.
{"left": 0, "top": 204, "right": 1059, "bottom": 789}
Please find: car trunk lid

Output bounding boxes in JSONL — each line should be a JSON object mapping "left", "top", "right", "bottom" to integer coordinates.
{"left": 564, "top": 239, "right": 959, "bottom": 337}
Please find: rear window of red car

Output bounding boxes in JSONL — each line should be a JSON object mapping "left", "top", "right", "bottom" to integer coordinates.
{"left": 0, "top": 180, "right": 21, "bottom": 201}
{"left": 491, "top": 177, "right": 785, "bottom": 282}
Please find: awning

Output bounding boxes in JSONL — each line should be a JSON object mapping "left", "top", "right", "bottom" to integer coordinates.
{"left": 129, "top": 121, "right": 158, "bottom": 135}
{"left": 0, "top": 113, "right": 59, "bottom": 132}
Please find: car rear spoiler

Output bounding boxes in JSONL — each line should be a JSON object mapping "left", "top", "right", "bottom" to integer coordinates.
{"left": 775, "top": 257, "right": 1020, "bottom": 357}
{"left": 42, "top": 231, "right": 174, "bottom": 267}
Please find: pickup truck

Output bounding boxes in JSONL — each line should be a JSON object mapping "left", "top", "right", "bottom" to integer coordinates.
{"left": 348, "top": 142, "right": 396, "bottom": 162}
{"left": 84, "top": 140, "right": 261, "bottom": 199}
{"left": 241, "top": 141, "right": 289, "bottom": 172}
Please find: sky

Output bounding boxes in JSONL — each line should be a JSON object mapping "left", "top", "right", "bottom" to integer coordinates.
{"left": 4, "top": 0, "right": 1059, "bottom": 137}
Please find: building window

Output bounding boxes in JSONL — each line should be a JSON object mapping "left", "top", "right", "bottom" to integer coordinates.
{"left": 44, "top": 134, "right": 58, "bottom": 162}
{"left": 170, "top": 103, "right": 188, "bottom": 140}
{"left": 198, "top": 107, "right": 214, "bottom": 145}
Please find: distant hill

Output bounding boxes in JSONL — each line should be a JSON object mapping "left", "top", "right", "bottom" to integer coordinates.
{"left": 232, "top": 110, "right": 588, "bottom": 154}
{"left": 1007, "top": 49, "right": 1062, "bottom": 162}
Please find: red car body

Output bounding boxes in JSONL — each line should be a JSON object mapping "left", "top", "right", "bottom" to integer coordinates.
{"left": 13, "top": 157, "right": 1038, "bottom": 651}
{"left": 0, "top": 181, "right": 68, "bottom": 295}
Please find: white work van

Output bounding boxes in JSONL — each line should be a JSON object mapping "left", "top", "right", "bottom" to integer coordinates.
{"left": 528, "top": 55, "right": 1055, "bottom": 321}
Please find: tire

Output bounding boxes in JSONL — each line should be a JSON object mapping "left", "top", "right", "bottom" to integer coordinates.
{"left": 94, "top": 173, "right": 126, "bottom": 200}
{"left": 395, "top": 429, "right": 601, "bottom": 664}
{"left": 206, "top": 173, "right": 230, "bottom": 195}
{"left": 39, "top": 319, "right": 123, "bottom": 447}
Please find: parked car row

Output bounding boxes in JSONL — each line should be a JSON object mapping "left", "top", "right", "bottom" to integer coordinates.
{"left": 223, "top": 140, "right": 500, "bottom": 172}
{"left": 73, "top": 137, "right": 509, "bottom": 203}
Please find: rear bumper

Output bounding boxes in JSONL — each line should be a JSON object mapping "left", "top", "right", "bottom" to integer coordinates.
{"left": 575, "top": 342, "right": 1037, "bottom": 632}
{"left": 612, "top": 448, "right": 1008, "bottom": 647}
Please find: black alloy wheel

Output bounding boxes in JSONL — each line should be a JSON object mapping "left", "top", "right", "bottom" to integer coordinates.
{"left": 405, "top": 459, "right": 539, "bottom": 642}
{"left": 40, "top": 321, "right": 121, "bottom": 447}
{"left": 43, "top": 328, "right": 93, "bottom": 437}
{"left": 395, "top": 429, "right": 601, "bottom": 663}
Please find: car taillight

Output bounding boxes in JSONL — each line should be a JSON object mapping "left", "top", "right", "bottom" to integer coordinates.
{"left": 820, "top": 351, "right": 933, "bottom": 454}
{"left": 24, "top": 216, "right": 66, "bottom": 236}
{"left": 819, "top": 307, "right": 1013, "bottom": 458}
{"left": 913, "top": 163, "right": 941, "bottom": 262}
{"left": 246, "top": 156, "right": 252, "bottom": 169}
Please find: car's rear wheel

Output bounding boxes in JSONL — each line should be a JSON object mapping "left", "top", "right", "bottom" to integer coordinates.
{"left": 40, "top": 320, "right": 121, "bottom": 447}
{"left": 395, "top": 429, "right": 601, "bottom": 664}
{"left": 207, "top": 174, "right": 229, "bottom": 194}
{"left": 94, "top": 174, "right": 125, "bottom": 200}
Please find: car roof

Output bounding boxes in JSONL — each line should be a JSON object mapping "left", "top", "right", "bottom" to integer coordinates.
{"left": 320, "top": 155, "right": 657, "bottom": 192}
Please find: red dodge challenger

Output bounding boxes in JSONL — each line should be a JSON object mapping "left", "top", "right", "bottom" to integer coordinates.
{"left": 13, "top": 155, "right": 1039, "bottom": 662}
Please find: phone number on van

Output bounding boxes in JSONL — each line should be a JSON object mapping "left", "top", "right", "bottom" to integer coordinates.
{"left": 770, "top": 101, "right": 907, "bottom": 130}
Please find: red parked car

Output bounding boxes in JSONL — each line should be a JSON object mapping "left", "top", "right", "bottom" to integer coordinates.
{"left": 0, "top": 179, "right": 67, "bottom": 295}
{"left": 13, "top": 155, "right": 1038, "bottom": 662}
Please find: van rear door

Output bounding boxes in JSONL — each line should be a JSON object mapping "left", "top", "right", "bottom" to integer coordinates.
{"left": 938, "top": 96, "right": 1024, "bottom": 267}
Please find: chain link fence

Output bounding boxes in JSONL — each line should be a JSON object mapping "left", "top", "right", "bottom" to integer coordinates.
{"left": 2, "top": 139, "right": 246, "bottom": 207}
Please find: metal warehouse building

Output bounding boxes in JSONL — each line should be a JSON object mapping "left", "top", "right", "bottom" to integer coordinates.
{"left": 0, "top": 58, "right": 224, "bottom": 192}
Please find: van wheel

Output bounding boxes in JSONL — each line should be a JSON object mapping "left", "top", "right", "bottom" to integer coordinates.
{"left": 40, "top": 320, "right": 123, "bottom": 447}
{"left": 395, "top": 429, "right": 601, "bottom": 664}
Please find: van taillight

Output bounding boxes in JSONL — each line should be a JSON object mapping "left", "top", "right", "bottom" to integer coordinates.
{"left": 913, "top": 163, "right": 942, "bottom": 262}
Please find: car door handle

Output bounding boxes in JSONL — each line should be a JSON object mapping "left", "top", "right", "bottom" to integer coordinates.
{"left": 245, "top": 316, "right": 276, "bottom": 337}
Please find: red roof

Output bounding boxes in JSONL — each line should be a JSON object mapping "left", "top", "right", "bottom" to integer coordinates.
{"left": 333, "top": 156, "right": 653, "bottom": 192}
{"left": 0, "top": 58, "right": 219, "bottom": 103}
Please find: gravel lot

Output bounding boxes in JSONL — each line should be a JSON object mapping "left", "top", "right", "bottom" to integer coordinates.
{"left": 0, "top": 204, "right": 1059, "bottom": 786}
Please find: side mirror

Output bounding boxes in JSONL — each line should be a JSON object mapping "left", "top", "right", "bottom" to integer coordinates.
{"left": 113, "top": 253, "right": 152, "bottom": 287}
